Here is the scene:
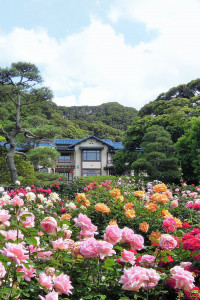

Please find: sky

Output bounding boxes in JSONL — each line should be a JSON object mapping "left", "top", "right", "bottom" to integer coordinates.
{"left": 0, "top": 0, "right": 200, "bottom": 110}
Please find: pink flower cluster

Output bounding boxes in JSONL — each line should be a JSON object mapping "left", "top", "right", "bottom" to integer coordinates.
{"left": 162, "top": 218, "right": 177, "bottom": 232}
{"left": 38, "top": 272, "right": 73, "bottom": 296}
{"left": 73, "top": 213, "right": 98, "bottom": 237}
{"left": 119, "top": 266, "right": 160, "bottom": 291}
{"left": 170, "top": 266, "right": 195, "bottom": 291}
{"left": 1, "top": 242, "right": 29, "bottom": 265}
{"left": 79, "top": 237, "right": 115, "bottom": 259}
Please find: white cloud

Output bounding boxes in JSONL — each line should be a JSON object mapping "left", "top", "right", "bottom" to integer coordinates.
{"left": 0, "top": 0, "right": 200, "bottom": 111}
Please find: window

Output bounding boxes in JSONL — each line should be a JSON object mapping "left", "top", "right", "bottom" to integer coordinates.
{"left": 58, "top": 155, "right": 70, "bottom": 163}
{"left": 82, "top": 150, "right": 100, "bottom": 161}
{"left": 82, "top": 169, "right": 101, "bottom": 176}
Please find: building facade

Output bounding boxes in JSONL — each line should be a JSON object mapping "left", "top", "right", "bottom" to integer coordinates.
{"left": 54, "top": 135, "right": 123, "bottom": 179}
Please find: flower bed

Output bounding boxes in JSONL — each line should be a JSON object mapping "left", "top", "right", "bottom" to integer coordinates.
{"left": 0, "top": 179, "right": 199, "bottom": 299}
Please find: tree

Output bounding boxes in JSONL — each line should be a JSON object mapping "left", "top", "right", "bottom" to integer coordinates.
{"left": 0, "top": 62, "right": 53, "bottom": 183}
{"left": 132, "top": 125, "right": 181, "bottom": 183}
{"left": 27, "top": 146, "right": 60, "bottom": 171}
{"left": 176, "top": 117, "right": 200, "bottom": 183}
{"left": 113, "top": 149, "right": 137, "bottom": 175}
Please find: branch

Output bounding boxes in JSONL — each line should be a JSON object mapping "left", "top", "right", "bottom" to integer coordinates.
{"left": 15, "top": 151, "right": 27, "bottom": 159}
{"left": 0, "top": 127, "right": 10, "bottom": 141}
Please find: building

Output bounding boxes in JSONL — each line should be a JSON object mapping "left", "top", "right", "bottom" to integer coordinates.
{"left": 54, "top": 135, "right": 123, "bottom": 180}
{"left": 1, "top": 135, "right": 123, "bottom": 180}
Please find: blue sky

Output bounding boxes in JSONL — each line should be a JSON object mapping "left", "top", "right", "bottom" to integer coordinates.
{"left": 0, "top": 0, "right": 200, "bottom": 110}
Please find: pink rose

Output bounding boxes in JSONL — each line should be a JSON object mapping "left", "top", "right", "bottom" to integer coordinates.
{"left": 121, "top": 227, "right": 135, "bottom": 244}
{"left": 0, "top": 229, "right": 24, "bottom": 241}
{"left": 162, "top": 218, "right": 177, "bottom": 232}
{"left": 54, "top": 273, "right": 73, "bottom": 295}
{"left": 0, "top": 198, "right": 5, "bottom": 206}
{"left": 0, "top": 262, "right": 6, "bottom": 278}
{"left": 10, "top": 196, "right": 24, "bottom": 207}
{"left": 17, "top": 264, "right": 36, "bottom": 282}
{"left": 0, "top": 209, "right": 11, "bottom": 226}
{"left": 140, "top": 255, "right": 156, "bottom": 267}
{"left": 119, "top": 266, "right": 160, "bottom": 291}
{"left": 74, "top": 213, "right": 98, "bottom": 237}
{"left": 170, "top": 200, "right": 178, "bottom": 208}
{"left": 41, "top": 217, "right": 57, "bottom": 233}
{"left": 96, "top": 241, "right": 116, "bottom": 259}
{"left": 19, "top": 211, "right": 35, "bottom": 228}
{"left": 0, "top": 242, "right": 29, "bottom": 265}
{"left": 160, "top": 234, "right": 177, "bottom": 250}
{"left": 37, "top": 250, "right": 53, "bottom": 261}
{"left": 170, "top": 266, "right": 195, "bottom": 291}
{"left": 39, "top": 291, "right": 59, "bottom": 300}
{"left": 186, "top": 201, "right": 194, "bottom": 208}
{"left": 38, "top": 272, "right": 53, "bottom": 290}
{"left": 104, "top": 225, "right": 122, "bottom": 245}
{"left": 80, "top": 237, "right": 99, "bottom": 258}
{"left": 120, "top": 249, "right": 136, "bottom": 265}
{"left": 130, "top": 234, "right": 144, "bottom": 250}
{"left": 143, "top": 268, "right": 161, "bottom": 289}
{"left": 119, "top": 266, "right": 148, "bottom": 291}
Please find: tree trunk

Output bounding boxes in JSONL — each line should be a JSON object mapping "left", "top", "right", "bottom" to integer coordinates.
{"left": 7, "top": 139, "right": 18, "bottom": 183}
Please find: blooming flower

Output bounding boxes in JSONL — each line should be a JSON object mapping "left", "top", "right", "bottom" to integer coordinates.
{"left": 95, "top": 203, "right": 111, "bottom": 213}
{"left": 170, "top": 266, "right": 195, "bottom": 291}
{"left": 39, "top": 290, "right": 59, "bottom": 300}
{"left": 130, "top": 234, "right": 144, "bottom": 250}
{"left": 162, "top": 218, "right": 177, "bottom": 232}
{"left": 17, "top": 264, "right": 36, "bottom": 282}
{"left": 104, "top": 225, "right": 122, "bottom": 245}
{"left": 96, "top": 241, "right": 116, "bottom": 259}
{"left": 160, "top": 234, "right": 177, "bottom": 250}
{"left": 40, "top": 217, "right": 57, "bottom": 233}
{"left": 53, "top": 273, "right": 73, "bottom": 295}
{"left": 80, "top": 237, "right": 99, "bottom": 258}
{"left": 119, "top": 249, "right": 136, "bottom": 265}
{"left": 38, "top": 272, "right": 53, "bottom": 290}
{"left": 0, "top": 209, "right": 11, "bottom": 226}
{"left": 0, "top": 262, "right": 6, "bottom": 278}
{"left": 10, "top": 196, "right": 24, "bottom": 207}
{"left": 1, "top": 242, "right": 29, "bottom": 265}
{"left": 139, "top": 222, "right": 149, "bottom": 233}
{"left": 19, "top": 211, "right": 35, "bottom": 228}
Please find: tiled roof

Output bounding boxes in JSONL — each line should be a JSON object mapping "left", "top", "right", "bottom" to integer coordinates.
{"left": 54, "top": 139, "right": 82, "bottom": 145}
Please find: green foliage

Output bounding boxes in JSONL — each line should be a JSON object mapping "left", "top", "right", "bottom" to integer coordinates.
{"left": 132, "top": 125, "right": 181, "bottom": 183}
{"left": 76, "top": 175, "right": 118, "bottom": 186}
{"left": 0, "top": 150, "right": 38, "bottom": 185}
{"left": 176, "top": 116, "right": 200, "bottom": 183}
{"left": 113, "top": 149, "right": 137, "bottom": 175}
{"left": 27, "top": 146, "right": 60, "bottom": 170}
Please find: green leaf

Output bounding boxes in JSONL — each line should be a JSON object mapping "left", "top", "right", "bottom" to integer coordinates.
{"left": 104, "top": 258, "right": 115, "bottom": 267}
{"left": 25, "top": 236, "right": 38, "bottom": 246}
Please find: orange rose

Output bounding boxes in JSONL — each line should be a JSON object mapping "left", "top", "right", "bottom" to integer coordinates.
{"left": 153, "top": 183, "right": 167, "bottom": 192}
{"left": 95, "top": 203, "right": 111, "bottom": 214}
{"left": 76, "top": 193, "right": 87, "bottom": 203}
{"left": 110, "top": 189, "right": 121, "bottom": 197}
{"left": 61, "top": 214, "right": 72, "bottom": 221}
{"left": 174, "top": 218, "right": 182, "bottom": 228}
{"left": 115, "top": 195, "right": 124, "bottom": 203}
{"left": 38, "top": 231, "right": 44, "bottom": 236}
{"left": 83, "top": 200, "right": 91, "bottom": 207}
{"left": 151, "top": 193, "right": 167, "bottom": 204}
{"left": 125, "top": 209, "right": 135, "bottom": 219}
{"left": 161, "top": 209, "right": 173, "bottom": 219}
{"left": 134, "top": 191, "right": 145, "bottom": 198}
{"left": 124, "top": 203, "right": 134, "bottom": 210}
{"left": 139, "top": 222, "right": 149, "bottom": 233}
{"left": 109, "top": 219, "right": 118, "bottom": 225}
{"left": 149, "top": 231, "right": 161, "bottom": 244}
{"left": 147, "top": 202, "right": 158, "bottom": 212}
{"left": 165, "top": 190, "right": 173, "bottom": 199}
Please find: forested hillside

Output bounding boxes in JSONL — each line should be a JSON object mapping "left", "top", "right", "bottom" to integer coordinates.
{"left": 0, "top": 97, "right": 137, "bottom": 142}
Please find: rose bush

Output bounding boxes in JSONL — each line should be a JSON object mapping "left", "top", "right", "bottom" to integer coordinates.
{"left": 0, "top": 179, "right": 199, "bottom": 299}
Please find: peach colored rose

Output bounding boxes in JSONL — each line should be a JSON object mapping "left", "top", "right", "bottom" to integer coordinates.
{"left": 10, "top": 196, "right": 24, "bottom": 207}
{"left": 139, "top": 222, "right": 149, "bottom": 233}
{"left": 170, "top": 200, "right": 179, "bottom": 208}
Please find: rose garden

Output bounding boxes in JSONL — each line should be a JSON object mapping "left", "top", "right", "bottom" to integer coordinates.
{"left": 0, "top": 178, "right": 199, "bottom": 300}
